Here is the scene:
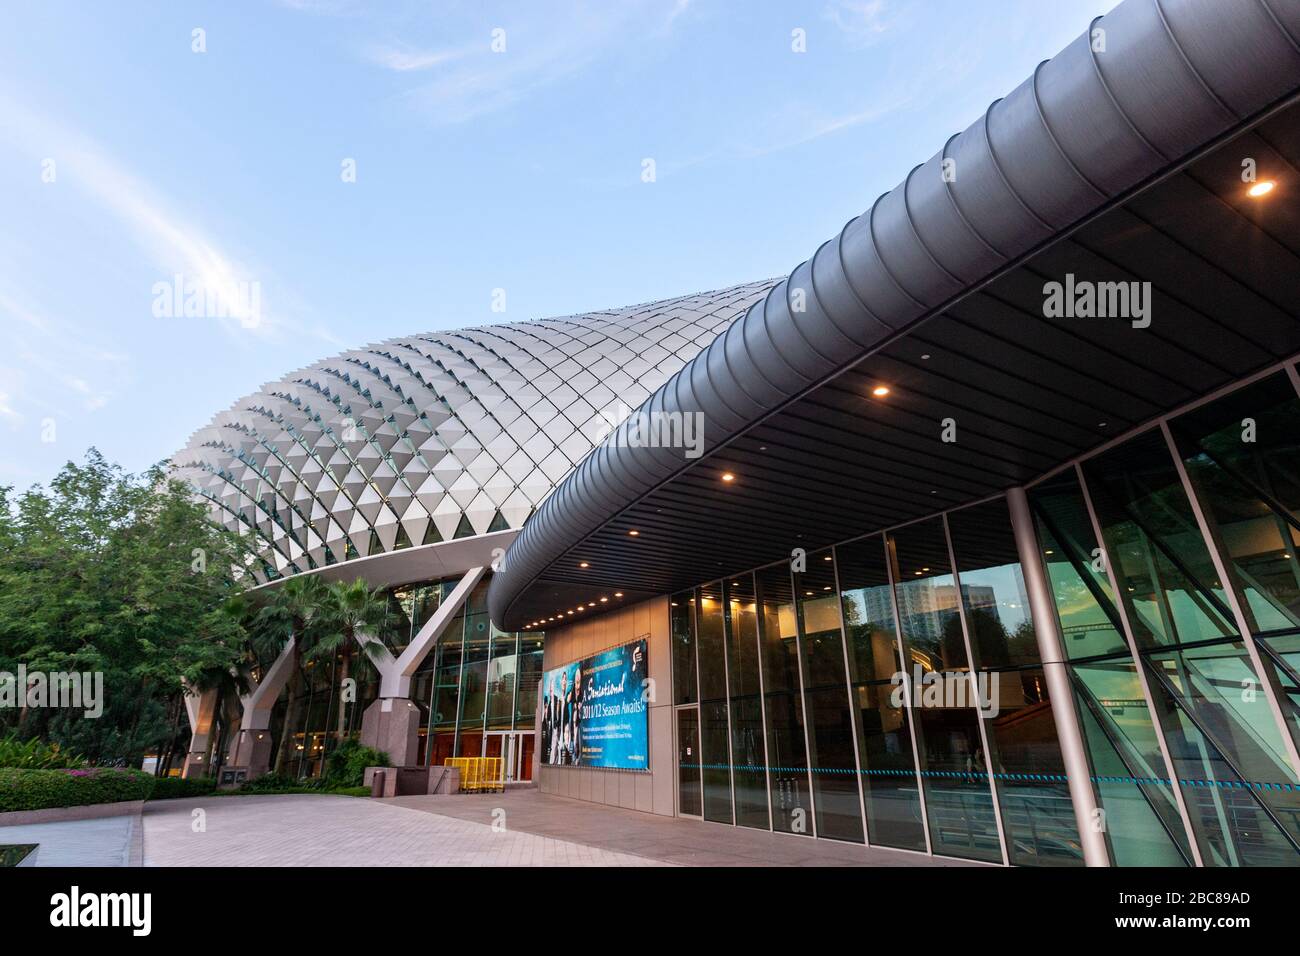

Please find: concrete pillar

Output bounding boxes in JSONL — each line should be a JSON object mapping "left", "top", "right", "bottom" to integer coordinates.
{"left": 359, "top": 698, "right": 422, "bottom": 767}
{"left": 181, "top": 685, "right": 219, "bottom": 779}
{"left": 1006, "top": 486, "right": 1110, "bottom": 867}
{"left": 229, "top": 639, "right": 297, "bottom": 780}
{"left": 358, "top": 566, "right": 486, "bottom": 765}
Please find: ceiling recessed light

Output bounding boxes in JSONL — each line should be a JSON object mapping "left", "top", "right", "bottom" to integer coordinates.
{"left": 872, "top": 385, "right": 890, "bottom": 397}
{"left": 1248, "top": 180, "right": 1276, "bottom": 198}
{"left": 628, "top": 529, "right": 639, "bottom": 536}
{"left": 921, "top": 353, "right": 931, "bottom": 360}
{"left": 614, "top": 592, "right": 624, "bottom": 597}
{"left": 579, "top": 561, "right": 589, "bottom": 568}
{"left": 721, "top": 472, "right": 735, "bottom": 482}
{"left": 600, "top": 597, "right": 608, "bottom": 602}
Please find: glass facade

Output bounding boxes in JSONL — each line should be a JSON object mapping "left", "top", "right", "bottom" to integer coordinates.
{"left": 665, "top": 363, "right": 1300, "bottom": 866}
{"left": 267, "top": 574, "right": 541, "bottom": 783}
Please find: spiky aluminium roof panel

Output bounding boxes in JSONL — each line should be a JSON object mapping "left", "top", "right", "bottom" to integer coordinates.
{"left": 173, "top": 281, "right": 773, "bottom": 583}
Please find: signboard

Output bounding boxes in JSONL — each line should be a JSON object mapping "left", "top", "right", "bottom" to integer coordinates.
{"left": 539, "top": 637, "right": 649, "bottom": 770}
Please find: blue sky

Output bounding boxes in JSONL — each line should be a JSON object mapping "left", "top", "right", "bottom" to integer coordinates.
{"left": 0, "top": 0, "right": 1118, "bottom": 489}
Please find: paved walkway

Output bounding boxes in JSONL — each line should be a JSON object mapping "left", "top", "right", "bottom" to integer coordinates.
{"left": 0, "top": 814, "right": 142, "bottom": 867}
{"left": 9, "top": 790, "right": 985, "bottom": 866}
{"left": 141, "top": 794, "right": 667, "bottom": 866}
{"left": 389, "top": 790, "right": 980, "bottom": 867}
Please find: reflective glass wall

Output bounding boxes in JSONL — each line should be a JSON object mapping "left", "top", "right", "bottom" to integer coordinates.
{"left": 664, "top": 364, "right": 1300, "bottom": 866}
{"left": 268, "top": 574, "right": 541, "bottom": 780}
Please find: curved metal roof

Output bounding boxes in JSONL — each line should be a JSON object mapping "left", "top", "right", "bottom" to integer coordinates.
{"left": 173, "top": 281, "right": 774, "bottom": 583}
{"left": 490, "top": 0, "right": 1300, "bottom": 629}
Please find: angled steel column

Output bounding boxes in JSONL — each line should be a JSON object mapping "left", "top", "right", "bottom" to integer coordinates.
{"left": 358, "top": 565, "right": 486, "bottom": 766}
{"left": 1006, "top": 486, "right": 1110, "bottom": 867}
{"left": 181, "top": 682, "right": 220, "bottom": 779}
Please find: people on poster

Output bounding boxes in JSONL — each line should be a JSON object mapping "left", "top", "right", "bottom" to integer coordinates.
{"left": 539, "top": 638, "right": 648, "bottom": 770}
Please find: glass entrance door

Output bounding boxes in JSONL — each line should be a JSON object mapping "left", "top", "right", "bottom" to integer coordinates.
{"left": 484, "top": 731, "right": 536, "bottom": 784}
{"left": 677, "top": 707, "right": 703, "bottom": 817}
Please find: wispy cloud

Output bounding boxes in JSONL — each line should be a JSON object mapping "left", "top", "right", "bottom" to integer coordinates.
{"left": 0, "top": 92, "right": 271, "bottom": 337}
{"left": 0, "top": 91, "right": 343, "bottom": 352}
{"left": 823, "top": 0, "right": 901, "bottom": 47}
{"left": 359, "top": 1, "right": 688, "bottom": 126}
{"left": 365, "top": 43, "right": 469, "bottom": 73}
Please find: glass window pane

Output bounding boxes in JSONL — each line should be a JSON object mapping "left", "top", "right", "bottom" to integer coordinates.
{"left": 948, "top": 498, "right": 1039, "bottom": 669}
{"left": 670, "top": 591, "right": 697, "bottom": 705}
{"left": 794, "top": 550, "right": 864, "bottom": 843}
{"left": 837, "top": 535, "right": 927, "bottom": 850}
{"left": 1172, "top": 372, "right": 1300, "bottom": 634}
{"left": 724, "top": 575, "right": 769, "bottom": 830}
{"left": 837, "top": 535, "right": 904, "bottom": 683}
{"left": 1070, "top": 658, "right": 1192, "bottom": 867}
{"left": 697, "top": 584, "right": 733, "bottom": 824}
{"left": 888, "top": 517, "right": 999, "bottom": 861}
{"left": 1082, "top": 429, "right": 1238, "bottom": 649}
{"left": 515, "top": 637, "right": 544, "bottom": 730}
{"left": 983, "top": 668, "right": 1082, "bottom": 866}
{"left": 887, "top": 518, "right": 968, "bottom": 673}
{"left": 756, "top": 562, "right": 811, "bottom": 835}
{"left": 1029, "top": 471, "right": 1130, "bottom": 660}
{"left": 1146, "top": 641, "right": 1300, "bottom": 865}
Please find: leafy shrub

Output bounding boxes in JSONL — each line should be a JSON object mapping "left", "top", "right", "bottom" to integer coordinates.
{"left": 0, "top": 734, "right": 87, "bottom": 770}
{"left": 148, "top": 775, "right": 217, "bottom": 800}
{"left": 232, "top": 772, "right": 312, "bottom": 794}
{"left": 0, "top": 768, "right": 155, "bottom": 812}
{"left": 324, "top": 738, "right": 388, "bottom": 788}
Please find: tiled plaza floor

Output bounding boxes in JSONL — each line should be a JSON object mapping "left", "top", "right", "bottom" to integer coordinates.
{"left": 389, "top": 790, "right": 983, "bottom": 867}
{"left": 141, "top": 793, "right": 669, "bottom": 867}
{"left": 11, "top": 789, "right": 989, "bottom": 867}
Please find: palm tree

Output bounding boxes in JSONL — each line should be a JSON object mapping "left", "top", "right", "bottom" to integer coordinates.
{"left": 313, "top": 579, "right": 396, "bottom": 738}
{"left": 250, "top": 574, "right": 328, "bottom": 776}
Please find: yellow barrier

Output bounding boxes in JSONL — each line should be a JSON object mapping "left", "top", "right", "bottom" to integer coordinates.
{"left": 443, "top": 756, "right": 504, "bottom": 793}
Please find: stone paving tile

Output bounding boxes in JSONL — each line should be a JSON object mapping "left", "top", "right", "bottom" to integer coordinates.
{"left": 389, "top": 790, "right": 985, "bottom": 867}
{"left": 141, "top": 794, "right": 671, "bottom": 867}
{"left": 0, "top": 814, "right": 139, "bottom": 867}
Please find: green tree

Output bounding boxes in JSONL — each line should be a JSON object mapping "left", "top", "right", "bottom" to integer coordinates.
{"left": 249, "top": 574, "right": 330, "bottom": 776}
{"left": 0, "top": 449, "right": 252, "bottom": 765}
{"left": 313, "top": 579, "right": 396, "bottom": 738}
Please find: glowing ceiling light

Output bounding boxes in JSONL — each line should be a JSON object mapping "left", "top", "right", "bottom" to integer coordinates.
{"left": 1248, "top": 180, "right": 1276, "bottom": 197}
{"left": 872, "top": 385, "right": 890, "bottom": 397}
{"left": 721, "top": 472, "right": 735, "bottom": 482}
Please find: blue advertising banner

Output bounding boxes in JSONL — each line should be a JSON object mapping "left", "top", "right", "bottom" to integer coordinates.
{"left": 539, "top": 637, "right": 649, "bottom": 770}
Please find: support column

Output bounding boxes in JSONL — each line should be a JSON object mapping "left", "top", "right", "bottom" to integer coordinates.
{"left": 181, "top": 684, "right": 219, "bottom": 779}
{"left": 1007, "top": 486, "right": 1110, "bottom": 867}
{"left": 359, "top": 565, "right": 486, "bottom": 766}
{"left": 228, "top": 639, "right": 296, "bottom": 780}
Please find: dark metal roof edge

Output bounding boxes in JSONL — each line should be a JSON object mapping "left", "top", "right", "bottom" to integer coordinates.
{"left": 490, "top": 0, "right": 1300, "bottom": 630}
